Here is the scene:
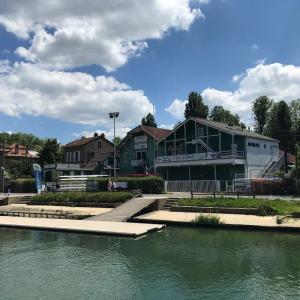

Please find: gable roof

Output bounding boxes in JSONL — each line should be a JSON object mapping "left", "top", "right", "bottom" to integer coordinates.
{"left": 118, "top": 125, "right": 171, "bottom": 149}
{"left": 64, "top": 134, "right": 113, "bottom": 148}
{"left": 0, "top": 143, "right": 39, "bottom": 159}
{"left": 128, "top": 125, "right": 171, "bottom": 141}
{"left": 158, "top": 117, "right": 278, "bottom": 142}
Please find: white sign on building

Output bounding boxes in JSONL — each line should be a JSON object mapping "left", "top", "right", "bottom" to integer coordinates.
{"left": 134, "top": 135, "right": 147, "bottom": 150}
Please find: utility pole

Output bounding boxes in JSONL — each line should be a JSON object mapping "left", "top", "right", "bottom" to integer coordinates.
{"left": 153, "top": 104, "right": 156, "bottom": 175}
{"left": 109, "top": 112, "right": 119, "bottom": 180}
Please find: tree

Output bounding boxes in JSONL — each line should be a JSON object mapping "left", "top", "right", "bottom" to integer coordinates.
{"left": 7, "top": 158, "right": 33, "bottom": 178}
{"left": 113, "top": 136, "right": 122, "bottom": 146}
{"left": 39, "top": 139, "right": 63, "bottom": 166}
{"left": 265, "top": 101, "right": 292, "bottom": 152}
{"left": 0, "top": 132, "right": 44, "bottom": 151}
{"left": 252, "top": 96, "right": 273, "bottom": 134}
{"left": 184, "top": 92, "right": 209, "bottom": 119}
{"left": 209, "top": 105, "right": 240, "bottom": 126}
{"left": 290, "top": 99, "right": 300, "bottom": 150}
{"left": 141, "top": 113, "right": 157, "bottom": 127}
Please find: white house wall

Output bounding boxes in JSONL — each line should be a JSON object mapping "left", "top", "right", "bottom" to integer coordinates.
{"left": 245, "top": 138, "right": 279, "bottom": 178}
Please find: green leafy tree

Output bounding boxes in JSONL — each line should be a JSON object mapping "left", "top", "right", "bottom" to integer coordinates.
{"left": 7, "top": 158, "right": 33, "bottom": 178}
{"left": 265, "top": 101, "right": 292, "bottom": 152}
{"left": 184, "top": 92, "right": 209, "bottom": 119}
{"left": 141, "top": 113, "right": 157, "bottom": 127}
{"left": 290, "top": 99, "right": 300, "bottom": 148}
{"left": 39, "top": 139, "right": 63, "bottom": 166}
{"left": 252, "top": 96, "right": 273, "bottom": 134}
{"left": 0, "top": 132, "right": 44, "bottom": 151}
{"left": 295, "top": 143, "right": 300, "bottom": 179}
{"left": 113, "top": 136, "right": 122, "bottom": 146}
{"left": 209, "top": 105, "right": 240, "bottom": 126}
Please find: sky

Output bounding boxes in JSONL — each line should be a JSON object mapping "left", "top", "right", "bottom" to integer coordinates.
{"left": 0, "top": 0, "right": 300, "bottom": 144}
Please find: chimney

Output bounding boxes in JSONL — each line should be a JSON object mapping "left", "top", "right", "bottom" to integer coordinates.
{"left": 15, "top": 143, "right": 19, "bottom": 154}
{"left": 100, "top": 133, "right": 105, "bottom": 138}
{"left": 94, "top": 132, "right": 98, "bottom": 138}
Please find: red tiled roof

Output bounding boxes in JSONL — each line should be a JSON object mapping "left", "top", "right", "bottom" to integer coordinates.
{"left": 128, "top": 125, "right": 171, "bottom": 141}
{"left": 0, "top": 143, "right": 39, "bottom": 159}
{"left": 64, "top": 134, "right": 113, "bottom": 148}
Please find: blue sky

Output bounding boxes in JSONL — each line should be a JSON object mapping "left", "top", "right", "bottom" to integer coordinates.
{"left": 0, "top": 0, "right": 300, "bottom": 144}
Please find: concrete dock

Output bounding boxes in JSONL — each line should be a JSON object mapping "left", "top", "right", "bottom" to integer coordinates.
{"left": 0, "top": 216, "right": 165, "bottom": 238}
{"left": 135, "top": 211, "right": 300, "bottom": 231}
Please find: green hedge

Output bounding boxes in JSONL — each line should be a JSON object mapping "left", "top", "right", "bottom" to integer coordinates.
{"left": 87, "top": 176, "right": 164, "bottom": 194}
{"left": 31, "top": 192, "right": 134, "bottom": 204}
{"left": 10, "top": 179, "right": 36, "bottom": 193}
{"left": 178, "top": 197, "right": 300, "bottom": 215}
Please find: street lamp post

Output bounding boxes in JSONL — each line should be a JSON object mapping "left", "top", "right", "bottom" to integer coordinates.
{"left": 109, "top": 112, "right": 119, "bottom": 180}
{"left": 1, "top": 138, "right": 5, "bottom": 193}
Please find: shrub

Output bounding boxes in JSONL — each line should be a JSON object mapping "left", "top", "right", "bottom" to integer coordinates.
{"left": 87, "top": 176, "right": 164, "bottom": 194}
{"left": 257, "top": 204, "right": 277, "bottom": 216}
{"left": 10, "top": 178, "right": 36, "bottom": 193}
{"left": 251, "top": 178, "right": 297, "bottom": 195}
{"left": 31, "top": 192, "right": 134, "bottom": 204}
{"left": 192, "top": 214, "right": 221, "bottom": 225}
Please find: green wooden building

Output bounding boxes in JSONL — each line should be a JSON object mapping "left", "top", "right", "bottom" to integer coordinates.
{"left": 155, "top": 117, "right": 280, "bottom": 181}
{"left": 118, "top": 125, "right": 170, "bottom": 175}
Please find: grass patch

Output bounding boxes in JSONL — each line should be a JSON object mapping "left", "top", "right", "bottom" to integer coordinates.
{"left": 192, "top": 214, "right": 222, "bottom": 225}
{"left": 31, "top": 192, "right": 135, "bottom": 204}
{"left": 178, "top": 197, "right": 300, "bottom": 216}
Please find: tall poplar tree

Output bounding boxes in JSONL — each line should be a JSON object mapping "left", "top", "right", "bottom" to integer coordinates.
{"left": 252, "top": 96, "right": 272, "bottom": 134}
{"left": 184, "top": 92, "right": 209, "bottom": 119}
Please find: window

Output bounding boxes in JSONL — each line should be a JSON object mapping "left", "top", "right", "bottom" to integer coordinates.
{"left": 197, "top": 127, "right": 205, "bottom": 137}
{"left": 75, "top": 151, "right": 80, "bottom": 162}
{"left": 137, "top": 151, "right": 146, "bottom": 160}
{"left": 87, "top": 152, "right": 94, "bottom": 162}
{"left": 98, "top": 141, "right": 102, "bottom": 149}
{"left": 248, "top": 142, "right": 251, "bottom": 147}
{"left": 255, "top": 143, "right": 260, "bottom": 148}
{"left": 264, "top": 144, "right": 266, "bottom": 149}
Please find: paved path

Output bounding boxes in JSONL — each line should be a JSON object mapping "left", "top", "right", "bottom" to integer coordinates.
{"left": 136, "top": 210, "right": 300, "bottom": 230}
{"left": 0, "top": 216, "right": 165, "bottom": 238}
{"left": 87, "top": 197, "right": 158, "bottom": 221}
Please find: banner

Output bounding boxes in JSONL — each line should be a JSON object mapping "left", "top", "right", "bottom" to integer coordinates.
{"left": 33, "top": 163, "right": 43, "bottom": 194}
{"left": 134, "top": 135, "right": 147, "bottom": 150}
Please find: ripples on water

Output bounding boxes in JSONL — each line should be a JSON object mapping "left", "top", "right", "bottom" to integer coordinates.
{"left": 0, "top": 227, "right": 300, "bottom": 300}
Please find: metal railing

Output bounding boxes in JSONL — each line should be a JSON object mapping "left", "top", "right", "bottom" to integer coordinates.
{"left": 166, "top": 180, "right": 221, "bottom": 193}
{"left": 156, "top": 150, "right": 244, "bottom": 163}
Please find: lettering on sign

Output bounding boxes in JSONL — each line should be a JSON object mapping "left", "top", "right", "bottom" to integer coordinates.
{"left": 134, "top": 135, "right": 147, "bottom": 150}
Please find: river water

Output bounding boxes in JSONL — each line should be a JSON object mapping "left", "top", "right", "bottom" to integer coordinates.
{"left": 0, "top": 227, "right": 300, "bottom": 299}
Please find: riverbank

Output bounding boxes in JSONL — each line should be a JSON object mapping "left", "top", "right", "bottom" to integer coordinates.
{"left": 135, "top": 210, "right": 300, "bottom": 232}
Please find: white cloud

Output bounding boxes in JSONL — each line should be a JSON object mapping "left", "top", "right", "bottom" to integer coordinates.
{"left": 165, "top": 98, "right": 187, "bottom": 119}
{"left": 0, "top": 61, "right": 154, "bottom": 128}
{"left": 166, "top": 63, "right": 300, "bottom": 122}
{"left": 255, "top": 58, "right": 267, "bottom": 65}
{"left": 0, "top": 0, "right": 205, "bottom": 71}
{"left": 232, "top": 72, "right": 245, "bottom": 83}
{"left": 251, "top": 44, "right": 259, "bottom": 50}
{"left": 72, "top": 127, "right": 132, "bottom": 141}
{"left": 158, "top": 123, "right": 175, "bottom": 130}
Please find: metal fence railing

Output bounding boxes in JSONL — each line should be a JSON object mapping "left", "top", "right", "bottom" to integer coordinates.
{"left": 166, "top": 180, "right": 221, "bottom": 193}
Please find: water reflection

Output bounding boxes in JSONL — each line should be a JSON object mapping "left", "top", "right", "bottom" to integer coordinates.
{"left": 0, "top": 227, "right": 300, "bottom": 300}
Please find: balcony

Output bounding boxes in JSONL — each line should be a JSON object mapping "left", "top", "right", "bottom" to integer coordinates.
{"left": 156, "top": 150, "right": 244, "bottom": 164}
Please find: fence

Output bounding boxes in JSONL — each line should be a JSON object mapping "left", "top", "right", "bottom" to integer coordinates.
{"left": 166, "top": 180, "right": 221, "bottom": 193}
{"left": 166, "top": 178, "right": 299, "bottom": 195}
